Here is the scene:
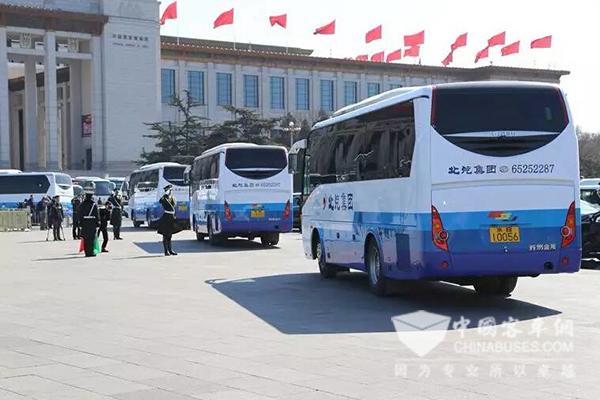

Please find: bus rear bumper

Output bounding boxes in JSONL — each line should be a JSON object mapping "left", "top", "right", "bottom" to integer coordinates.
{"left": 220, "top": 219, "right": 293, "bottom": 235}
{"left": 388, "top": 248, "right": 581, "bottom": 280}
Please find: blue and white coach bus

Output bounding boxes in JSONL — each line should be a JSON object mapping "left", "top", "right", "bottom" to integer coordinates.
{"left": 0, "top": 172, "right": 74, "bottom": 214}
{"left": 189, "top": 143, "right": 292, "bottom": 246}
{"left": 299, "top": 82, "right": 580, "bottom": 297}
{"left": 128, "top": 162, "right": 189, "bottom": 228}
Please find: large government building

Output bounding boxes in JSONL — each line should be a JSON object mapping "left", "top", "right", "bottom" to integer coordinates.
{"left": 0, "top": 0, "right": 569, "bottom": 175}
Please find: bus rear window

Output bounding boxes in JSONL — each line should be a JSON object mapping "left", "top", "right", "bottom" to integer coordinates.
{"left": 164, "top": 167, "right": 186, "bottom": 184}
{"left": 432, "top": 86, "right": 569, "bottom": 156}
{"left": 0, "top": 175, "right": 50, "bottom": 194}
{"left": 225, "top": 148, "right": 287, "bottom": 180}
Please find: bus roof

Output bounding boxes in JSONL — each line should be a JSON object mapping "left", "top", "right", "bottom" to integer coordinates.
{"left": 199, "top": 142, "right": 258, "bottom": 157}
{"left": 314, "top": 81, "right": 561, "bottom": 131}
{"left": 138, "top": 162, "right": 186, "bottom": 171}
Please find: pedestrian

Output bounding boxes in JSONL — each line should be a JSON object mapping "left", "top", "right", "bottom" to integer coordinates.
{"left": 27, "top": 195, "right": 35, "bottom": 224}
{"left": 108, "top": 189, "right": 123, "bottom": 240}
{"left": 71, "top": 194, "right": 82, "bottom": 239}
{"left": 157, "top": 185, "right": 181, "bottom": 256}
{"left": 97, "top": 199, "right": 111, "bottom": 253}
{"left": 48, "top": 195, "right": 65, "bottom": 241}
{"left": 77, "top": 184, "right": 100, "bottom": 257}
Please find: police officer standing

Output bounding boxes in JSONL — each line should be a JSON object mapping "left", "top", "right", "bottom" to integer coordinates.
{"left": 71, "top": 194, "right": 82, "bottom": 240}
{"left": 108, "top": 189, "right": 124, "bottom": 240}
{"left": 157, "top": 185, "right": 181, "bottom": 256}
{"left": 48, "top": 195, "right": 64, "bottom": 241}
{"left": 98, "top": 200, "right": 111, "bottom": 253}
{"left": 77, "top": 184, "right": 100, "bottom": 257}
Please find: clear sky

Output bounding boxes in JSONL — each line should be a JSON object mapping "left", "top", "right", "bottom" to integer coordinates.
{"left": 159, "top": 0, "right": 600, "bottom": 132}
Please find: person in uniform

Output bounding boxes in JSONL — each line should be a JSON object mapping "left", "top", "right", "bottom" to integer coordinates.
{"left": 157, "top": 185, "right": 181, "bottom": 256}
{"left": 108, "top": 189, "right": 124, "bottom": 240}
{"left": 97, "top": 200, "right": 111, "bottom": 253}
{"left": 48, "top": 195, "right": 64, "bottom": 241}
{"left": 71, "top": 195, "right": 82, "bottom": 240}
{"left": 77, "top": 184, "right": 100, "bottom": 257}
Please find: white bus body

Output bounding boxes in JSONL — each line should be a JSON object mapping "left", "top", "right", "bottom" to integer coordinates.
{"left": 189, "top": 143, "right": 292, "bottom": 245}
{"left": 0, "top": 172, "right": 74, "bottom": 215}
{"left": 300, "top": 82, "right": 580, "bottom": 296}
{"left": 128, "top": 162, "right": 189, "bottom": 228}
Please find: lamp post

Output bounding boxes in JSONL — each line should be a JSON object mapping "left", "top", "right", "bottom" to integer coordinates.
{"left": 282, "top": 121, "right": 301, "bottom": 149}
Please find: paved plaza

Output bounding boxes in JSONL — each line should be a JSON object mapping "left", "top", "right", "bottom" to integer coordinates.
{"left": 0, "top": 224, "right": 598, "bottom": 400}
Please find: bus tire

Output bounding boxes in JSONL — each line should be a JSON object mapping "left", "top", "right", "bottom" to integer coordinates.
{"left": 261, "top": 233, "right": 280, "bottom": 246}
{"left": 474, "top": 276, "right": 517, "bottom": 297}
{"left": 132, "top": 212, "right": 143, "bottom": 228}
{"left": 496, "top": 276, "right": 518, "bottom": 296}
{"left": 315, "top": 234, "right": 337, "bottom": 279}
{"left": 193, "top": 219, "right": 205, "bottom": 241}
{"left": 366, "top": 238, "right": 389, "bottom": 296}
{"left": 208, "top": 217, "right": 223, "bottom": 246}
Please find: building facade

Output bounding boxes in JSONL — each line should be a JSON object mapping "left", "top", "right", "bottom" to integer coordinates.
{"left": 1, "top": 0, "right": 569, "bottom": 175}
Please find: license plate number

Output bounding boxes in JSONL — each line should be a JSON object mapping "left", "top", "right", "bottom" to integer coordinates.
{"left": 251, "top": 209, "right": 265, "bottom": 218}
{"left": 489, "top": 226, "right": 521, "bottom": 243}
{"left": 178, "top": 204, "right": 188, "bottom": 211}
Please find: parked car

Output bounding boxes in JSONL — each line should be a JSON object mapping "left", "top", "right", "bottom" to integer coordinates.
{"left": 582, "top": 200, "right": 600, "bottom": 258}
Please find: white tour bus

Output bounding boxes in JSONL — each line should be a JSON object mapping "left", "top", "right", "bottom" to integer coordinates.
{"left": 0, "top": 172, "right": 74, "bottom": 214}
{"left": 128, "top": 162, "right": 189, "bottom": 228}
{"left": 74, "top": 177, "right": 115, "bottom": 203}
{"left": 189, "top": 143, "right": 292, "bottom": 246}
{"left": 299, "top": 81, "right": 580, "bottom": 297}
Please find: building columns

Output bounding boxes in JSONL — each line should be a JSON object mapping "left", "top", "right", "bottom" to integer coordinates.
{"left": 69, "top": 61, "right": 82, "bottom": 170}
{"left": 44, "top": 31, "right": 59, "bottom": 170}
{"left": 0, "top": 27, "right": 11, "bottom": 169}
{"left": 91, "top": 35, "right": 104, "bottom": 170}
{"left": 24, "top": 57, "right": 38, "bottom": 171}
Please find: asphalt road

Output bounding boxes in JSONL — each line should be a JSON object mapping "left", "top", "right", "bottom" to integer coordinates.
{"left": 0, "top": 223, "right": 598, "bottom": 400}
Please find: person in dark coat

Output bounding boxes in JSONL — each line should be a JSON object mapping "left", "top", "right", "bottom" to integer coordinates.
{"left": 97, "top": 200, "right": 111, "bottom": 253}
{"left": 48, "top": 195, "right": 65, "bottom": 241}
{"left": 71, "top": 195, "right": 82, "bottom": 240}
{"left": 108, "top": 189, "right": 123, "bottom": 240}
{"left": 157, "top": 185, "right": 181, "bottom": 256}
{"left": 77, "top": 185, "right": 100, "bottom": 257}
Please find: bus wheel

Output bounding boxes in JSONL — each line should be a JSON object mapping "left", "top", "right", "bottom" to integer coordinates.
{"left": 193, "top": 219, "right": 205, "bottom": 241}
{"left": 315, "top": 235, "right": 337, "bottom": 279}
{"left": 132, "top": 212, "right": 143, "bottom": 228}
{"left": 366, "top": 239, "right": 389, "bottom": 296}
{"left": 261, "top": 233, "right": 280, "bottom": 246}
{"left": 474, "top": 277, "right": 517, "bottom": 297}
{"left": 208, "top": 218, "right": 223, "bottom": 246}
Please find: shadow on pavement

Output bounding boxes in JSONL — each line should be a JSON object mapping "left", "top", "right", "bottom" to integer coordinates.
{"left": 35, "top": 255, "right": 83, "bottom": 262}
{"left": 206, "top": 272, "right": 561, "bottom": 335}
{"left": 133, "top": 239, "right": 277, "bottom": 255}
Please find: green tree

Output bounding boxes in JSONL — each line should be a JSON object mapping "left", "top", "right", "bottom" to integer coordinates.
{"left": 140, "top": 91, "right": 209, "bottom": 164}
{"left": 210, "top": 106, "right": 281, "bottom": 145}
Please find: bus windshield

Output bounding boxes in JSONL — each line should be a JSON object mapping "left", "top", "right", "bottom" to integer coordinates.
{"left": 95, "top": 181, "right": 114, "bottom": 196}
{"left": 0, "top": 175, "right": 50, "bottom": 194}
{"left": 163, "top": 166, "right": 187, "bottom": 185}
{"left": 225, "top": 148, "right": 287, "bottom": 180}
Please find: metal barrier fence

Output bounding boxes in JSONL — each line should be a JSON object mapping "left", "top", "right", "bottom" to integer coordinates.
{"left": 0, "top": 209, "right": 32, "bottom": 232}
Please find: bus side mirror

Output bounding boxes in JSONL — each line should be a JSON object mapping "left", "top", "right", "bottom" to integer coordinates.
{"left": 288, "top": 154, "right": 298, "bottom": 174}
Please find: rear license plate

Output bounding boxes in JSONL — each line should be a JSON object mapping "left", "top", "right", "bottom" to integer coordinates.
{"left": 251, "top": 209, "right": 265, "bottom": 218}
{"left": 178, "top": 204, "right": 188, "bottom": 211}
{"left": 489, "top": 226, "right": 521, "bottom": 243}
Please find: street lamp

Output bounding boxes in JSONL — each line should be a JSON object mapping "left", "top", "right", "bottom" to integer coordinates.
{"left": 282, "top": 121, "right": 301, "bottom": 149}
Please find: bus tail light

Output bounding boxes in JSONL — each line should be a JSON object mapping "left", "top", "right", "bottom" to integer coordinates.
{"left": 560, "top": 201, "right": 576, "bottom": 248}
{"left": 283, "top": 200, "right": 291, "bottom": 219}
{"left": 432, "top": 205, "right": 449, "bottom": 252}
{"left": 224, "top": 201, "right": 233, "bottom": 221}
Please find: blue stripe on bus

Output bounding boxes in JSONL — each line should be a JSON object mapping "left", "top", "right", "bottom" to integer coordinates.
{"left": 199, "top": 202, "right": 292, "bottom": 233}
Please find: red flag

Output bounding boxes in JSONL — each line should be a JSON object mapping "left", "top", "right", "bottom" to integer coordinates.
{"left": 488, "top": 31, "right": 506, "bottom": 47}
{"left": 214, "top": 8, "right": 234, "bottom": 29}
{"left": 386, "top": 49, "right": 402, "bottom": 62}
{"left": 269, "top": 14, "right": 287, "bottom": 28}
{"left": 404, "top": 30, "right": 425, "bottom": 47}
{"left": 475, "top": 46, "right": 489, "bottom": 63}
{"left": 442, "top": 52, "right": 453, "bottom": 66}
{"left": 160, "top": 1, "right": 177, "bottom": 25}
{"left": 314, "top": 20, "right": 336, "bottom": 35}
{"left": 531, "top": 35, "right": 552, "bottom": 49}
{"left": 501, "top": 41, "right": 520, "bottom": 56}
{"left": 365, "top": 25, "right": 382, "bottom": 43}
{"left": 356, "top": 54, "right": 368, "bottom": 61}
{"left": 451, "top": 33, "right": 468, "bottom": 51}
{"left": 404, "top": 45, "right": 420, "bottom": 58}
{"left": 371, "top": 51, "right": 385, "bottom": 62}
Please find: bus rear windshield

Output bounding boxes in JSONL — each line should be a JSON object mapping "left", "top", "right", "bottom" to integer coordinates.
{"left": 225, "top": 148, "right": 287, "bottom": 180}
{"left": 95, "top": 181, "right": 114, "bottom": 196}
{"left": 164, "top": 167, "right": 186, "bottom": 184}
{"left": 0, "top": 175, "right": 50, "bottom": 194}
{"left": 432, "top": 86, "right": 569, "bottom": 157}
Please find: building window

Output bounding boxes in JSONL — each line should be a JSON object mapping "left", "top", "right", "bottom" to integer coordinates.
{"left": 188, "top": 71, "right": 205, "bottom": 104}
{"left": 344, "top": 81, "right": 358, "bottom": 106}
{"left": 244, "top": 75, "right": 259, "bottom": 108}
{"left": 270, "top": 77, "right": 285, "bottom": 110}
{"left": 389, "top": 83, "right": 403, "bottom": 90}
{"left": 367, "top": 82, "right": 381, "bottom": 97}
{"left": 216, "top": 72, "right": 232, "bottom": 106}
{"left": 320, "top": 79, "right": 334, "bottom": 112}
{"left": 161, "top": 68, "right": 175, "bottom": 104}
{"left": 296, "top": 78, "right": 310, "bottom": 111}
